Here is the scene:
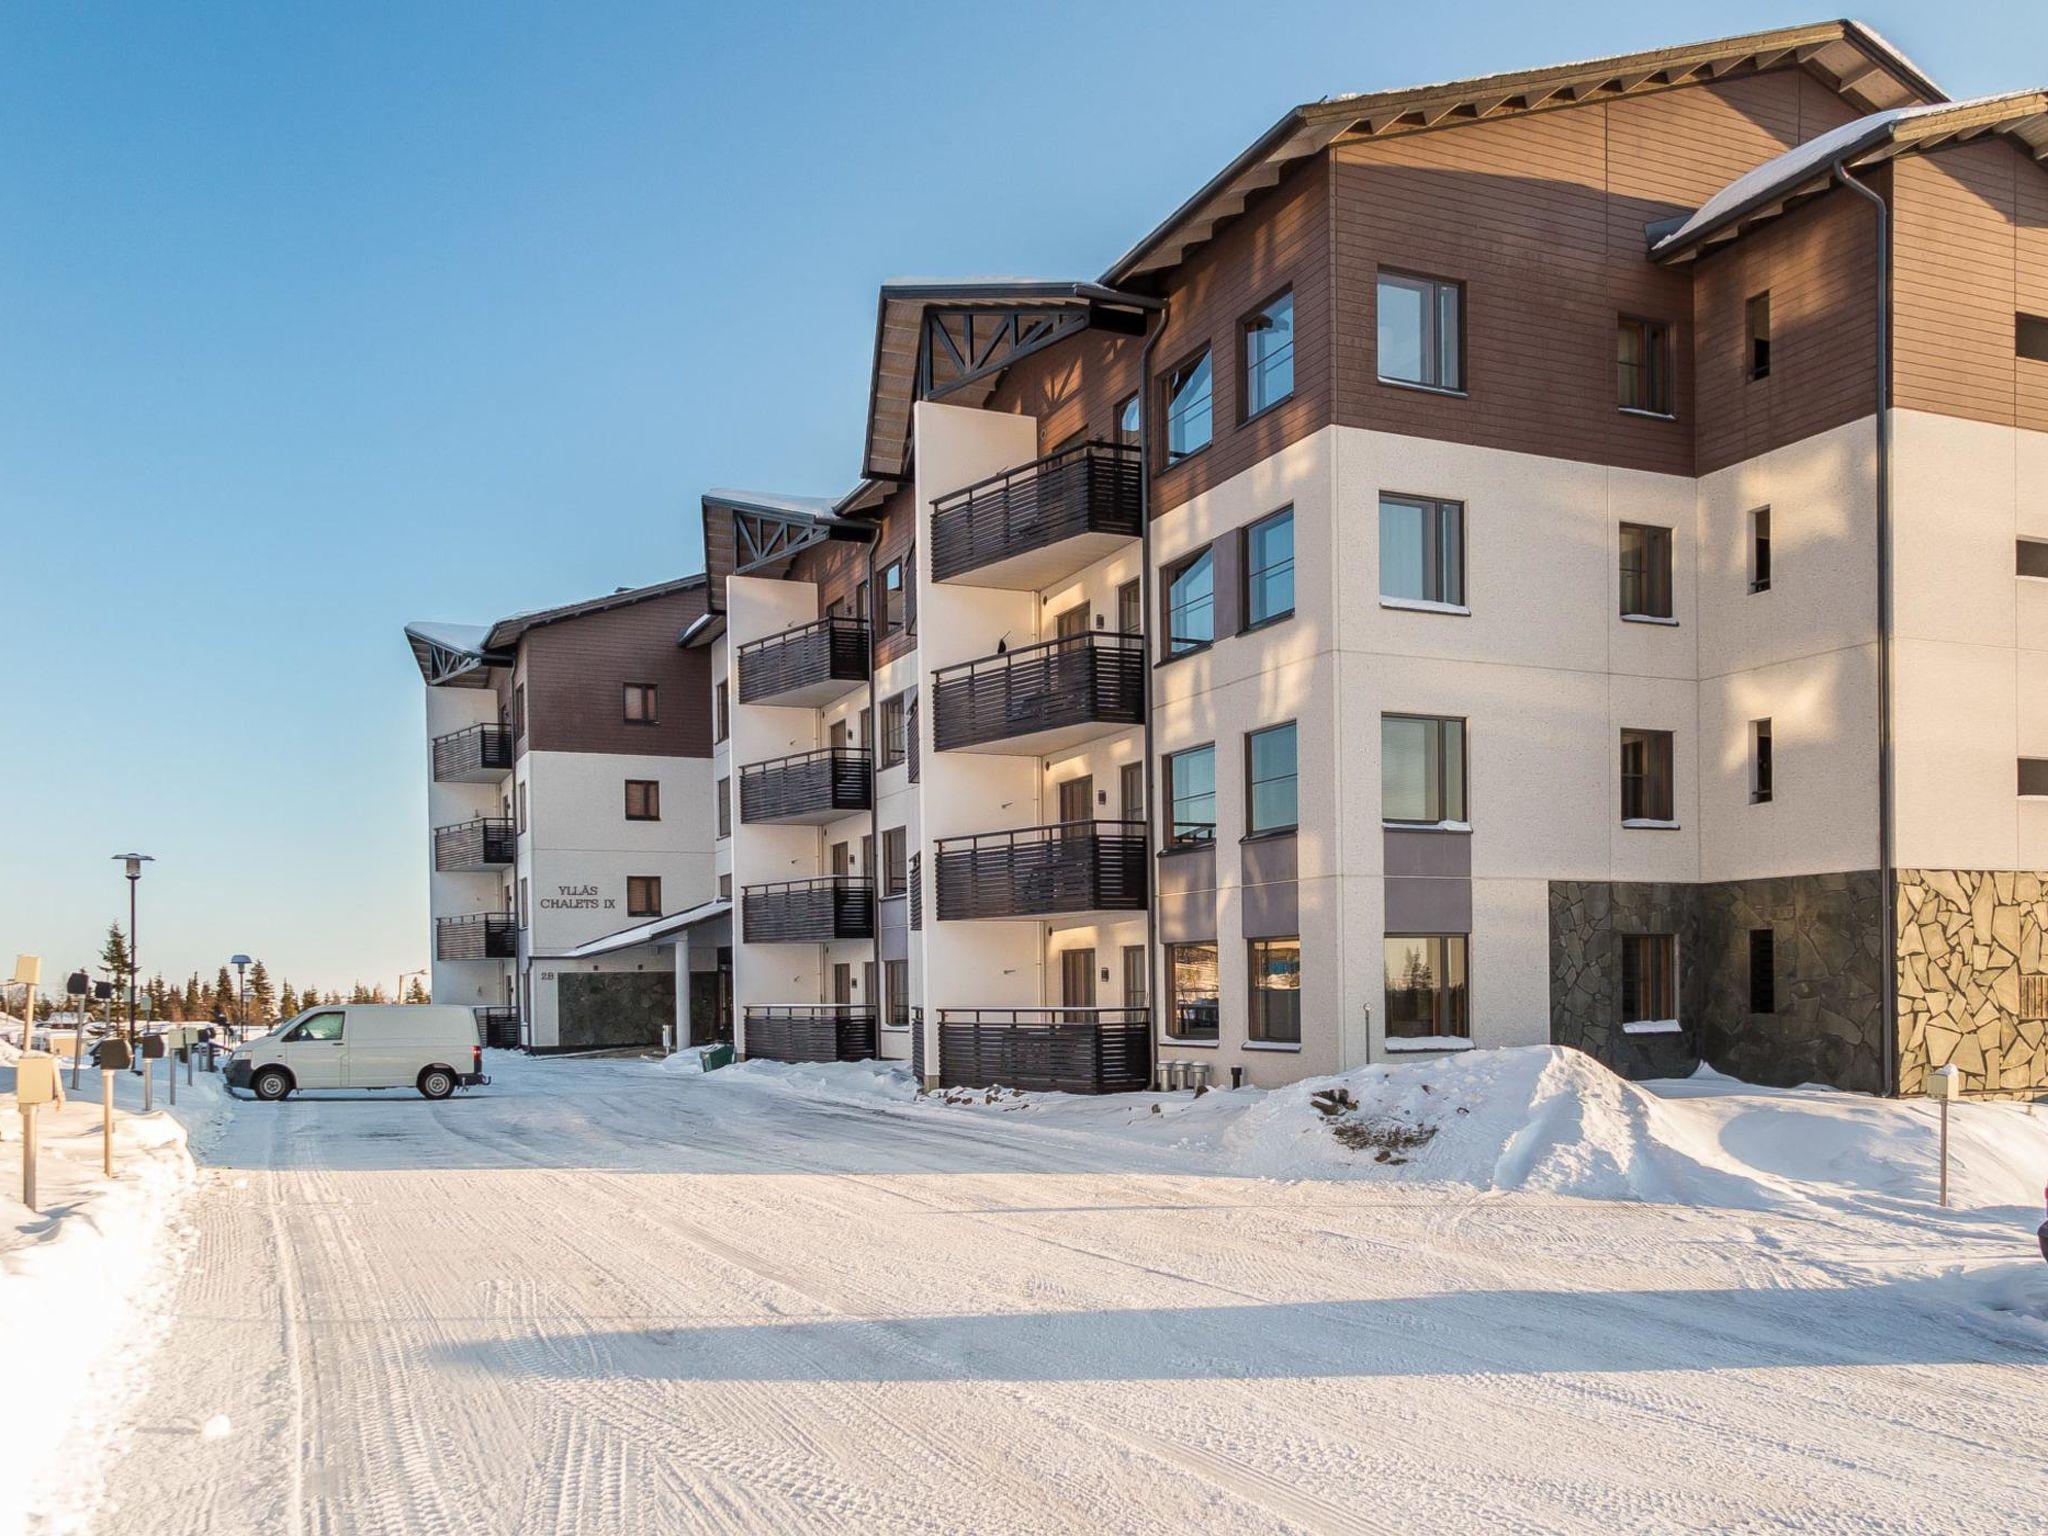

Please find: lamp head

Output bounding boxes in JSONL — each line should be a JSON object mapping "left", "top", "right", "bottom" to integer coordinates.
{"left": 111, "top": 853, "right": 156, "bottom": 879}
{"left": 231, "top": 954, "right": 252, "bottom": 967}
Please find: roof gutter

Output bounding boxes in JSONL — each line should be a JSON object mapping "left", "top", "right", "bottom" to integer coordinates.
{"left": 1137, "top": 298, "right": 1170, "bottom": 1082}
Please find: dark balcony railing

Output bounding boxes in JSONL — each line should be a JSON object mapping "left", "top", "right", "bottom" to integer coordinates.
{"left": 932, "top": 632, "right": 1144, "bottom": 753}
{"left": 736, "top": 615, "right": 870, "bottom": 706}
{"left": 474, "top": 1006, "right": 521, "bottom": 1050}
{"left": 738, "top": 747, "right": 873, "bottom": 824}
{"left": 934, "top": 821, "right": 1147, "bottom": 920}
{"left": 436, "top": 912, "right": 517, "bottom": 961}
{"left": 909, "top": 852, "right": 922, "bottom": 931}
{"left": 433, "top": 817, "right": 515, "bottom": 872}
{"left": 910, "top": 1006, "right": 926, "bottom": 1082}
{"left": 931, "top": 441, "right": 1142, "bottom": 584}
{"left": 743, "top": 877, "right": 875, "bottom": 943}
{"left": 742, "top": 1005, "right": 878, "bottom": 1064}
{"left": 431, "top": 723, "right": 514, "bottom": 781}
{"left": 936, "top": 1007, "right": 1150, "bottom": 1094}
{"left": 907, "top": 696, "right": 920, "bottom": 783}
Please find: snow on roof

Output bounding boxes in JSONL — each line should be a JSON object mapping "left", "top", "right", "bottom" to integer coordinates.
{"left": 702, "top": 488, "right": 842, "bottom": 522}
{"left": 402, "top": 621, "right": 496, "bottom": 657}
{"left": 540, "top": 899, "right": 732, "bottom": 960}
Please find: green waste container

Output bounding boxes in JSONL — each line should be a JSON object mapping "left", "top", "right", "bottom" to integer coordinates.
{"left": 701, "top": 1043, "right": 735, "bottom": 1072}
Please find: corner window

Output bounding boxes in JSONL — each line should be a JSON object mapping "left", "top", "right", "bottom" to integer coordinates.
{"left": 2019, "top": 759, "right": 2048, "bottom": 797}
{"left": 1620, "top": 933, "right": 1676, "bottom": 1025}
{"left": 1164, "top": 744, "right": 1216, "bottom": 846}
{"left": 1383, "top": 935, "right": 1468, "bottom": 1039}
{"left": 1617, "top": 316, "right": 1673, "bottom": 415}
{"left": 1243, "top": 508, "right": 1295, "bottom": 628}
{"left": 627, "top": 876, "right": 662, "bottom": 917}
{"left": 1751, "top": 719, "right": 1773, "bottom": 804}
{"left": 1381, "top": 715, "right": 1466, "bottom": 826}
{"left": 1748, "top": 929, "right": 1776, "bottom": 1014}
{"left": 718, "top": 872, "right": 731, "bottom": 900}
{"left": 1246, "top": 721, "right": 1298, "bottom": 836}
{"left": 1116, "top": 392, "right": 1142, "bottom": 449}
{"left": 1164, "top": 548, "right": 1215, "bottom": 655}
{"left": 1117, "top": 578, "right": 1143, "bottom": 636}
{"left": 625, "top": 779, "right": 660, "bottom": 821}
{"left": 2017, "top": 312, "right": 2048, "bottom": 363}
{"left": 514, "top": 682, "right": 526, "bottom": 738}
{"left": 1378, "top": 271, "right": 1462, "bottom": 391}
{"left": 713, "top": 680, "right": 729, "bottom": 742}
{"left": 879, "top": 693, "right": 907, "bottom": 770}
{"left": 1248, "top": 938, "right": 1302, "bottom": 1044}
{"left": 715, "top": 776, "right": 730, "bottom": 838}
{"left": 1619, "top": 523, "right": 1674, "bottom": 620}
{"left": 882, "top": 827, "right": 907, "bottom": 897}
{"left": 1164, "top": 349, "right": 1213, "bottom": 463}
{"left": 623, "top": 683, "right": 658, "bottom": 724}
{"left": 880, "top": 561, "right": 905, "bottom": 635}
{"left": 1750, "top": 508, "right": 1772, "bottom": 593}
{"left": 1746, "top": 291, "right": 1772, "bottom": 380}
{"left": 1620, "top": 728, "right": 1675, "bottom": 823}
{"left": 1242, "top": 290, "right": 1295, "bottom": 418}
{"left": 1380, "top": 494, "right": 1464, "bottom": 607}
{"left": 1166, "top": 942, "right": 1219, "bottom": 1040}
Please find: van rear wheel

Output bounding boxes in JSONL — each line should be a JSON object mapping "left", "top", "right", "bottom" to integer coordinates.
{"left": 418, "top": 1067, "right": 456, "bottom": 1100}
{"left": 252, "top": 1067, "right": 292, "bottom": 1102}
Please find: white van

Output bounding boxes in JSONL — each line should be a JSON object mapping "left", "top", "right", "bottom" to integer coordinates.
{"left": 225, "top": 1004, "right": 489, "bottom": 1101}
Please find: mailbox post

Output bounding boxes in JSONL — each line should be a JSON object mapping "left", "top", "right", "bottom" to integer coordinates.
{"left": 66, "top": 969, "right": 89, "bottom": 1090}
{"left": 15, "top": 1052, "right": 60, "bottom": 1212}
{"left": 140, "top": 1031, "right": 166, "bottom": 1111}
{"left": 98, "top": 1037, "right": 131, "bottom": 1176}
{"left": 1927, "top": 1063, "right": 1962, "bottom": 1207}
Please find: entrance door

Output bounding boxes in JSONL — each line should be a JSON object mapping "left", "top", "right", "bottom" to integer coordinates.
{"left": 1055, "top": 603, "right": 1092, "bottom": 640}
{"left": 1061, "top": 949, "right": 1097, "bottom": 1022}
{"left": 830, "top": 718, "right": 849, "bottom": 749}
{"left": 1059, "top": 776, "right": 1094, "bottom": 830}
{"left": 832, "top": 964, "right": 852, "bottom": 1005}
{"left": 830, "top": 841, "right": 851, "bottom": 877}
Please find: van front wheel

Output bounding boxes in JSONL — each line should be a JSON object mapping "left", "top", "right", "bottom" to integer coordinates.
{"left": 252, "top": 1067, "right": 292, "bottom": 1102}
{"left": 418, "top": 1067, "right": 456, "bottom": 1100}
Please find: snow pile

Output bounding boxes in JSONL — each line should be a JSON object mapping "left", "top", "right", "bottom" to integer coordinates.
{"left": 655, "top": 1043, "right": 725, "bottom": 1074}
{"left": 720, "top": 1056, "right": 919, "bottom": 1105}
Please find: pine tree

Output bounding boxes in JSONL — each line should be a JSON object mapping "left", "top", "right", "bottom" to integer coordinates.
{"left": 249, "top": 960, "right": 276, "bottom": 1024}
{"left": 183, "top": 974, "right": 203, "bottom": 1019}
{"left": 215, "top": 965, "right": 239, "bottom": 1027}
{"left": 404, "top": 976, "right": 430, "bottom": 1005}
{"left": 278, "top": 981, "right": 299, "bottom": 1018}
{"left": 99, "top": 923, "right": 132, "bottom": 1012}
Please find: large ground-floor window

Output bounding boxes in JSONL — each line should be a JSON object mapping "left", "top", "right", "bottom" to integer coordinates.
{"left": 1384, "top": 934, "right": 1469, "bottom": 1038}
{"left": 1620, "top": 933, "right": 1676, "bottom": 1024}
{"left": 1166, "top": 942, "right": 1219, "bottom": 1040}
{"left": 1247, "top": 937, "right": 1301, "bottom": 1043}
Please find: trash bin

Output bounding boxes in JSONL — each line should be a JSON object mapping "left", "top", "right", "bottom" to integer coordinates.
{"left": 701, "top": 1043, "right": 735, "bottom": 1072}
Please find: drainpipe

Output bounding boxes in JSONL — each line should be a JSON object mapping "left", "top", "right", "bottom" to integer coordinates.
{"left": 1834, "top": 160, "right": 1897, "bottom": 1096}
{"left": 865, "top": 534, "right": 881, "bottom": 1024}
{"left": 1137, "top": 301, "right": 1171, "bottom": 1062}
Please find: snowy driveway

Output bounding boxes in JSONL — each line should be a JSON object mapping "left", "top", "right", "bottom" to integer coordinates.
{"left": 55, "top": 1051, "right": 2048, "bottom": 1534}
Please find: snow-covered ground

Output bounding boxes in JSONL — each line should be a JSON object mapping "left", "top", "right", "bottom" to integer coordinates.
{"left": 13, "top": 1042, "right": 2048, "bottom": 1533}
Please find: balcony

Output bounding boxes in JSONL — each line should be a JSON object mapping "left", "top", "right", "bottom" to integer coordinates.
{"left": 936, "top": 1008, "right": 1150, "bottom": 1094}
{"left": 736, "top": 615, "right": 870, "bottom": 707}
{"left": 743, "top": 877, "right": 875, "bottom": 943}
{"left": 739, "top": 747, "right": 873, "bottom": 825}
{"left": 473, "top": 1006, "right": 521, "bottom": 1050}
{"left": 931, "top": 441, "right": 1142, "bottom": 588}
{"left": 436, "top": 912, "right": 517, "bottom": 962}
{"left": 742, "top": 1005, "right": 878, "bottom": 1064}
{"left": 432, "top": 723, "right": 514, "bottom": 782}
{"left": 933, "top": 820, "right": 1147, "bottom": 921}
{"left": 932, "top": 632, "right": 1144, "bottom": 755}
{"left": 433, "top": 817, "right": 515, "bottom": 872}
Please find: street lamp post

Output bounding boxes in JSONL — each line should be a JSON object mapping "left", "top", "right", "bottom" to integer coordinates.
{"left": 231, "top": 954, "right": 252, "bottom": 1042}
{"left": 111, "top": 854, "right": 155, "bottom": 1058}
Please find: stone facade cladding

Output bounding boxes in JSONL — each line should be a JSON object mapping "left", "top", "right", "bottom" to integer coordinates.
{"left": 1897, "top": 869, "right": 2048, "bottom": 1097}
{"left": 1548, "top": 881, "right": 1702, "bottom": 1080}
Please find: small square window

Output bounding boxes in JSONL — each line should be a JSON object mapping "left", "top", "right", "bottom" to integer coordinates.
{"left": 2018, "top": 539, "right": 2048, "bottom": 580}
{"left": 2017, "top": 312, "right": 2048, "bottom": 363}
{"left": 1620, "top": 523, "right": 1674, "bottom": 619}
{"left": 1380, "top": 494, "right": 1464, "bottom": 607}
{"left": 1621, "top": 729, "right": 1675, "bottom": 823}
{"left": 623, "top": 683, "right": 658, "bottom": 724}
{"left": 1621, "top": 933, "right": 1676, "bottom": 1024}
{"left": 1378, "top": 271, "right": 1463, "bottom": 390}
{"left": 2020, "top": 758, "right": 2048, "bottom": 797}
{"left": 625, "top": 779, "right": 660, "bottom": 821}
{"left": 627, "top": 876, "right": 662, "bottom": 917}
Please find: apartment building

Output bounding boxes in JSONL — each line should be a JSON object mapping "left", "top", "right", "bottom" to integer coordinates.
{"left": 405, "top": 577, "right": 725, "bottom": 1051}
{"left": 679, "top": 21, "right": 2048, "bottom": 1101}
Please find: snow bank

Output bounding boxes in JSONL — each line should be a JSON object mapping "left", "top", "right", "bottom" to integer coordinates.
{"left": 719, "top": 1056, "right": 919, "bottom": 1105}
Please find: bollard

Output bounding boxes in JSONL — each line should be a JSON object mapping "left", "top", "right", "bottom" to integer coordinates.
{"left": 103, "top": 1070, "right": 115, "bottom": 1177}
{"left": 144, "top": 1052, "right": 154, "bottom": 1112}
{"left": 1927, "top": 1064, "right": 1961, "bottom": 1207}
{"left": 20, "top": 1103, "right": 35, "bottom": 1212}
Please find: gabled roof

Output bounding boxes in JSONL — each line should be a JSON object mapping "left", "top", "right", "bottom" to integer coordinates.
{"left": 537, "top": 898, "right": 732, "bottom": 960}
{"left": 404, "top": 574, "right": 708, "bottom": 685}
{"left": 1651, "top": 89, "right": 2048, "bottom": 262}
{"left": 699, "top": 487, "right": 875, "bottom": 607}
{"left": 1104, "top": 19, "right": 1945, "bottom": 287}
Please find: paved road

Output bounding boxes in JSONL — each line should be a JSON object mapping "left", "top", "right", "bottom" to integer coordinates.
{"left": 54, "top": 1053, "right": 2048, "bottom": 1534}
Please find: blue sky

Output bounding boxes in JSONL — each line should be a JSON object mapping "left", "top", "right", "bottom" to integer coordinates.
{"left": 2, "top": 2, "right": 2040, "bottom": 996}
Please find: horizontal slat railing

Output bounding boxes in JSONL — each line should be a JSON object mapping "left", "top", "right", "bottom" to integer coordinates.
{"left": 431, "top": 723, "right": 514, "bottom": 780}
{"left": 933, "top": 821, "right": 1148, "bottom": 920}
{"left": 433, "top": 817, "right": 516, "bottom": 871}
{"left": 935, "top": 1007, "right": 1151, "bottom": 1094}
{"left": 738, "top": 747, "right": 873, "bottom": 823}
{"left": 741, "top": 1005, "right": 878, "bottom": 1064}
{"left": 930, "top": 442, "right": 1142, "bottom": 582}
{"left": 736, "top": 615, "right": 870, "bottom": 704}
{"left": 436, "top": 912, "right": 517, "bottom": 961}
{"left": 932, "top": 631, "right": 1144, "bottom": 751}
{"left": 742, "top": 877, "right": 876, "bottom": 943}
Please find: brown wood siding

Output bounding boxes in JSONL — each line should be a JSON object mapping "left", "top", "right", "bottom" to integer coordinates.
{"left": 1330, "top": 69, "right": 1856, "bottom": 479}
{"left": 1691, "top": 189, "right": 1879, "bottom": 476}
{"left": 872, "top": 487, "right": 918, "bottom": 668}
{"left": 1894, "top": 140, "right": 2048, "bottom": 435}
{"left": 985, "top": 330, "right": 1144, "bottom": 456}
{"left": 521, "top": 588, "right": 713, "bottom": 758}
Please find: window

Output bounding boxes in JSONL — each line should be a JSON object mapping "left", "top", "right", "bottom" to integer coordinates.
{"left": 2020, "top": 759, "right": 2048, "bottom": 797}
{"left": 880, "top": 561, "right": 905, "bottom": 634}
{"left": 1248, "top": 938, "right": 1302, "bottom": 1043}
{"left": 718, "top": 872, "right": 731, "bottom": 900}
{"left": 1167, "top": 942, "right": 1219, "bottom": 1040}
{"left": 1381, "top": 715, "right": 1466, "bottom": 826}
{"left": 1118, "top": 578, "right": 1143, "bottom": 635}
{"left": 2019, "top": 539, "right": 2048, "bottom": 580}
{"left": 514, "top": 682, "right": 527, "bottom": 738}
{"left": 623, "top": 683, "right": 658, "bottom": 724}
{"left": 1243, "top": 508, "right": 1295, "bottom": 628}
{"left": 1746, "top": 291, "right": 1772, "bottom": 380}
{"left": 1164, "top": 349, "right": 1213, "bottom": 463}
{"left": 879, "top": 693, "right": 906, "bottom": 770}
{"left": 1242, "top": 290, "right": 1295, "bottom": 418}
{"left": 882, "top": 827, "right": 907, "bottom": 897}
{"left": 714, "top": 681, "right": 729, "bottom": 743}
{"left": 1246, "top": 721, "right": 1298, "bottom": 835}
{"left": 1164, "top": 745, "right": 1216, "bottom": 845}
{"left": 1120, "top": 760, "right": 1145, "bottom": 822}
{"left": 2017, "top": 312, "right": 2048, "bottom": 363}
{"left": 1620, "top": 729, "right": 1675, "bottom": 823}
{"left": 1122, "top": 944, "right": 1148, "bottom": 1009}
{"left": 1620, "top": 934, "right": 1676, "bottom": 1024}
{"left": 1750, "top": 508, "right": 1772, "bottom": 593}
{"left": 1380, "top": 495, "right": 1465, "bottom": 607}
{"left": 1617, "top": 317, "right": 1673, "bottom": 415}
{"left": 1377, "top": 271, "right": 1462, "bottom": 390}
{"left": 285, "top": 1010, "right": 345, "bottom": 1043}
{"left": 1619, "top": 523, "right": 1674, "bottom": 619}
{"left": 855, "top": 578, "right": 869, "bottom": 623}
{"left": 886, "top": 958, "right": 909, "bottom": 1027}
{"left": 518, "top": 877, "right": 529, "bottom": 928}
{"left": 515, "top": 780, "right": 527, "bottom": 833}
{"left": 627, "top": 876, "right": 661, "bottom": 917}
{"left": 1749, "top": 929, "right": 1776, "bottom": 1014}
{"left": 1165, "top": 548, "right": 1214, "bottom": 655}
{"left": 625, "top": 780, "right": 660, "bottom": 821}
{"left": 716, "top": 776, "right": 730, "bottom": 838}
{"left": 1116, "top": 392, "right": 1142, "bottom": 449}
{"left": 1055, "top": 604, "right": 1091, "bottom": 640}
{"left": 1751, "top": 719, "right": 1773, "bottom": 804}
{"left": 1383, "top": 935, "right": 1468, "bottom": 1039}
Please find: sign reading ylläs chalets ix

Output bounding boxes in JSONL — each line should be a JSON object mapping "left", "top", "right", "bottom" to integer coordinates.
{"left": 539, "top": 884, "right": 615, "bottom": 912}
